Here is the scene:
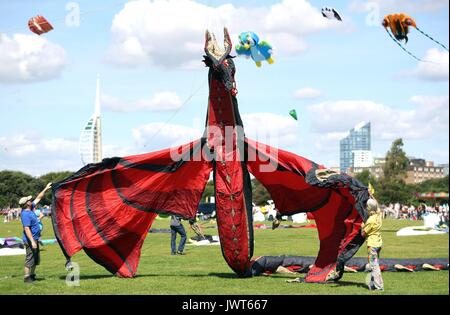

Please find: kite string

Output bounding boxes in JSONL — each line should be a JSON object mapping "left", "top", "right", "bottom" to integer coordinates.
{"left": 385, "top": 29, "right": 435, "bottom": 64}
{"left": 415, "top": 27, "right": 449, "bottom": 52}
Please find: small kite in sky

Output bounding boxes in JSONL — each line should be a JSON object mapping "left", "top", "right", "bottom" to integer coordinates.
{"left": 235, "top": 32, "right": 274, "bottom": 67}
{"left": 28, "top": 15, "right": 54, "bottom": 35}
{"left": 382, "top": 13, "right": 416, "bottom": 44}
{"left": 321, "top": 7, "right": 342, "bottom": 21}
{"left": 382, "top": 13, "right": 449, "bottom": 62}
{"left": 289, "top": 109, "right": 298, "bottom": 121}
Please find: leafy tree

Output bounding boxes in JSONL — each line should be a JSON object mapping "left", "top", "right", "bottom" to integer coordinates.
{"left": 383, "top": 138, "right": 409, "bottom": 180}
{"left": 378, "top": 179, "right": 415, "bottom": 205}
{"left": 413, "top": 176, "right": 449, "bottom": 193}
{"left": 252, "top": 179, "right": 271, "bottom": 206}
{"left": 355, "top": 170, "right": 381, "bottom": 198}
{"left": 0, "top": 170, "right": 73, "bottom": 208}
{"left": 201, "top": 181, "right": 215, "bottom": 202}
{"left": 0, "top": 171, "right": 40, "bottom": 208}
{"left": 354, "top": 170, "right": 380, "bottom": 188}
{"left": 39, "top": 171, "right": 73, "bottom": 185}
{"left": 38, "top": 171, "right": 73, "bottom": 205}
{"left": 377, "top": 138, "right": 412, "bottom": 204}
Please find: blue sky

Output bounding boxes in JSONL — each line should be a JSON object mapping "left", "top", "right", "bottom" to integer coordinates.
{"left": 0, "top": 0, "right": 448, "bottom": 175}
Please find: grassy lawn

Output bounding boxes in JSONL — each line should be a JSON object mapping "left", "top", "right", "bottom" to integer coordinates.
{"left": 0, "top": 217, "right": 448, "bottom": 295}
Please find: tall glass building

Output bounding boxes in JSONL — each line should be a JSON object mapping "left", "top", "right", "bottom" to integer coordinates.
{"left": 340, "top": 122, "right": 371, "bottom": 173}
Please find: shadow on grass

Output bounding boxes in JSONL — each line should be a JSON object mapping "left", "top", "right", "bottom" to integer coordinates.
{"left": 330, "top": 281, "right": 367, "bottom": 289}
{"left": 206, "top": 272, "right": 240, "bottom": 279}
{"left": 58, "top": 272, "right": 242, "bottom": 280}
{"left": 59, "top": 274, "right": 115, "bottom": 280}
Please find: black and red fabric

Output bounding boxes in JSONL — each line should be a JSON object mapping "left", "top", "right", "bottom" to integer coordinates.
{"left": 51, "top": 140, "right": 212, "bottom": 277}
{"left": 205, "top": 51, "right": 253, "bottom": 276}
{"left": 246, "top": 139, "right": 368, "bottom": 282}
{"left": 251, "top": 256, "right": 449, "bottom": 275}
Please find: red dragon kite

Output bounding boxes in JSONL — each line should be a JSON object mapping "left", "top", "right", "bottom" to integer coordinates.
{"left": 51, "top": 28, "right": 369, "bottom": 283}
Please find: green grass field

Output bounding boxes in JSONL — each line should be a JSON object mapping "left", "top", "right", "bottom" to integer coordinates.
{"left": 0, "top": 217, "right": 448, "bottom": 295}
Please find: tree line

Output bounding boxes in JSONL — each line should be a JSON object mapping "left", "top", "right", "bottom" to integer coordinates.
{"left": 0, "top": 171, "right": 73, "bottom": 208}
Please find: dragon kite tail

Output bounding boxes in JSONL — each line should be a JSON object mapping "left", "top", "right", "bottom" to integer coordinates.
{"left": 51, "top": 140, "right": 213, "bottom": 277}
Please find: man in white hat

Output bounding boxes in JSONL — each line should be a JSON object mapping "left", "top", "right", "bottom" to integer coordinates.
{"left": 19, "top": 182, "right": 52, "bottom": 283}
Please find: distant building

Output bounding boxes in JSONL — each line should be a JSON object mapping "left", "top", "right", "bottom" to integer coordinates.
{"left": 79, "top": 75, "right": 102, "bottom": 165}
{"left": 373, "top": 157, "right": 386, "bottom": 166}
{"left": 349, "top": 166, "right": 384, "bottom": 180}
{"left": 406, "top": 158, "right": 446, "bottom": 184}
{"left": 329, "top": 167, "right": 341, "bottom": 174}
{"left": 350, "top": 157, "right": 446, "bottom": 184}
{"left": 439, "top": 164, "right": 449, "bottom": 176}
{"left": 340, "top": 122, "right": 371, "bottom": 173}
{"left": 353, "top": 150, "right": 374, "bottom": 168}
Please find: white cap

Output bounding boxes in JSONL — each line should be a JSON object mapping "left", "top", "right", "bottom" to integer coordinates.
{"left": 19, "top": 195, "right": 33, "bottom": 205}
{"left": 367, "top": 198, "right": 379, "bottom": 213}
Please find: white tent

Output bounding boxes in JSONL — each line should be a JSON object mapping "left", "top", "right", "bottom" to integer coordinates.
{"left": 292, "top": 213, "right": 308, "bottom": 224}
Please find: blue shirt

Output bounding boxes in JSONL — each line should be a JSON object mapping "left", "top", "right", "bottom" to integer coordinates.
{"left": 21, "top": 204, "right": 41, "bottom": 243}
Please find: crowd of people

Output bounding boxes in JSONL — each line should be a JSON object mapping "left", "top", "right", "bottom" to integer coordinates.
{"left": 381, "top": 203, "right": 449, "bottom": 224}
{"left": 2, "top": 205, "right": 51, "bottom": 223}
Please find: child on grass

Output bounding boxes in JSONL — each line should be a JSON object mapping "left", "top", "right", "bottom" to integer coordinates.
{"left": 361, "top": 198, "right": 384, "bottom": 291}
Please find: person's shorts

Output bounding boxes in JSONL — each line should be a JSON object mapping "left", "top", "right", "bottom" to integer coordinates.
{"left": 24, "top": 242, "right": 40, "bottom": 268}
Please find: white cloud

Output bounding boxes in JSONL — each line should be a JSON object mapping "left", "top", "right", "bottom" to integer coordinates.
{"left": 102, "top": 91, "right": 183, "bottom": 112}
{"left": 242, "top": 112, "right": 298, "bottom": 148}
{"left": 293, "top": 87, "right": 323, "bottom": 100}
{"left": 415, "top": 49, "right": 449, "bottom": 81}
{"left": 103, "top": 144, "right": 136, "bottom": 158}
{"left": 349, "top": 0, "right": 449, "bottom": 13}
{"left": 0, "top": 34, "right": 66, "bottom": 84}
{"left": 307, "top": 96, "right": 449, "bottom": 146}
{"left": 301, "top": 96, "right": 449, "bottom": 166}
{"left": 132, "top": 122, "right": 202, "bottom": 150}
{"left": 0, "top": 133, "right": 80, "bottom": 176}
{"left": 107, "top": 0, "right": 343, "bottom": 68}
{"left": 0, "top": 122, "right": 203, "bottom": 175}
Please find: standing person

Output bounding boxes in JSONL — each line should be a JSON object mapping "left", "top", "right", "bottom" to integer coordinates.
{"left": 170, "top": 214, "right": 187, "bottom": 255}
{"left": 19, "top": 182, "right": 52, "bottom": 283}
{"left": 33, "top": 207, "right": 45, "bottom": 233}
{"left": 361, "top": 198, "right": 384, "bottom": 291}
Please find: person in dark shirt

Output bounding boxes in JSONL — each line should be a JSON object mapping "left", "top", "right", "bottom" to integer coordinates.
{"left": 170, "top": 215, "right": 187, "bottom": 255}
{"left": 19, "top": 182, "right": 52, "bottom": 283}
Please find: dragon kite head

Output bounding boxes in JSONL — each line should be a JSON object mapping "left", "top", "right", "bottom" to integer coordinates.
{"left": 203, "top": 27, "right": 237, "bottom": 96}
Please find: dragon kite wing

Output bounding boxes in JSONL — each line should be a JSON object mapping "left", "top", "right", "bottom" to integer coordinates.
{"left": 245, "top": 138, "right": 369, "bottom": 283}
{"left": 51, "top": 139, "right": 212, "bottom": 277}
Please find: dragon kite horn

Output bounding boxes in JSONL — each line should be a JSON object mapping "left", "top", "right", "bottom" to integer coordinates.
{"left": 204, "top": 27, "right": 232, "bottom": 65}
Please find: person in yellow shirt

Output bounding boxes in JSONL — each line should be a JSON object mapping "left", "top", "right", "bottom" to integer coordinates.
{"left": 361, "top": 198, "right": 384, "bottom": 291}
